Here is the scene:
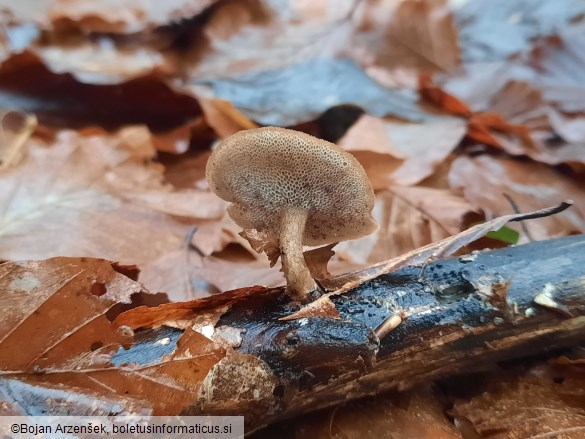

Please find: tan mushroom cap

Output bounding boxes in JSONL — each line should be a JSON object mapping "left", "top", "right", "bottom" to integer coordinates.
{"left": 206, "top": 127, "right": 377, "bottom": 246}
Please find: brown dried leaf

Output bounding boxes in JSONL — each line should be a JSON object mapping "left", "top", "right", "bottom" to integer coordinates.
{"left": 279, "top": 296, "right": 340, "bottom": 322}
{"left": 0, "top": 257, "right": 141, "bottom": 371}
{"left": 304, "top": 244, "right": 336, "bottom": 280}
{"left": 420, "top": 75, "right": 536, "bottom": 154}
{"left": 375, "top": 0, "right": 460, "bottom": 73}
{"left": 334, "top": 187, "right": 474, "bottom": 266}
{"left": 198, "top": 98, "right": 258, "bottom": 139}
{"left": 138, "top": 245, "right": 283, "bottom": 301}
{"left": 449, "top": 155, "right": 585, "bottom": 240}
{"left": 0, "top": 129, "right": 233, "bottom": 300}
{"left": 0, "top": 110, "right": 37, "bottom": 169}
{"left": 239, "top": 228, "right": 281, "bottom": 267}
{"left": 0, "top": 257, "right": 229, "bottom": 414}
{"left": 339, "top": 114, "right": 466, "bottom": 186}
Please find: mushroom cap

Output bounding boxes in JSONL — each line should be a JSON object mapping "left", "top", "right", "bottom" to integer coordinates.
{"left": 206, "top": 127, "right": 377, "bottom": 246}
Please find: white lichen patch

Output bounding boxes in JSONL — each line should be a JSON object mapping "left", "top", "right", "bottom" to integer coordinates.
{"left": 9, "top": 272, "right": 41, "bottom": 293}
{"left": 197, "top": 324, "right": 215, "bottom": 339}
{"left": 212, "top": 325, "right": 245, "bottom": 348}
{"left": 154, "top": 337, "right": 170, "bottom": 346}
{"left": 197, "top": 353, "right": 280, "bottom": 408}
{"left": 473, "top": 275, "right": 497, "bottom": 299}
{"left": 459, "top": 253, "right": 478, "bottom": 263}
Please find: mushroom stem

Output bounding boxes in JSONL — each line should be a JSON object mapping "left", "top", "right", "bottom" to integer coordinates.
{"left": 280, "top": 207, "right": 317, "bottom": 300}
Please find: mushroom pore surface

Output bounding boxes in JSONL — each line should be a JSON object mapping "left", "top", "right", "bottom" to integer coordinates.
{"left": 206, "top": 127, "right": 377, "bottom": 246}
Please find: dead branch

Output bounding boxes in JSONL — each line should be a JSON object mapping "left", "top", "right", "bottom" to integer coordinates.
{"left": 128, "top": 235, "right": 585, "bottom": 432}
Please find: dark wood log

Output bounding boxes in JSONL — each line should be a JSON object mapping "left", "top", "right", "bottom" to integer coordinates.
{"left": 121, "top": 235, "right": 585, "bottom": 433}
{"left": 218, "top": 235, "right": 584, "bottom": 430}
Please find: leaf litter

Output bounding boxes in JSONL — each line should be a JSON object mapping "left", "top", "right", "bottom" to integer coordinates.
{"left": 1, "top": 0, "right": 585, "bottom": 435}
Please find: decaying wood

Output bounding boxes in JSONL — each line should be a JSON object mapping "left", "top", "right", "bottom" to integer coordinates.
{"left": 122, "top": 235, "right": 585, "bottom": 433}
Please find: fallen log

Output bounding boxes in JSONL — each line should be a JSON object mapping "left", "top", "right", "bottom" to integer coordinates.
{"left": 127, "top": 234, "right": 585, "bottom": 432}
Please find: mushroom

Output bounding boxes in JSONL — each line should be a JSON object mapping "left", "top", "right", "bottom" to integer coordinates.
{"left": 206, "top": 127, "right": 378, "bottom": 299}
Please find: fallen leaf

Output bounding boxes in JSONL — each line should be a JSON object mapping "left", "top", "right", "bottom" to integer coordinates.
{"left": 0, "top": 129, "right": 229, "bottom": 300}
{"left": 304, "top": 244, "right": 337, "bottom": 280}
{"left": 334, "top": 187, "right": 474, "bottom": 265}
{"left": 239, "top": 228, "right": 280, "bottom": 267}
{"left": 197, "top": 98, "right": 258, "bottom": 139}
{"left": 375, "top": 0, "right": 460, "bottom": 73}
{"left": 33, "top": 36, "right": 173, "bottom": 84}
{"left": 0, "top": 378, "right": 153, "bottom": 416}
{"left": 420, "top": 75, "right": 535, "bottom": 153}
{"left": 0, "top": 110, "right": 37, "bottom": 168}
{"left": 115, "top": 285, "right": 274, "bottom": 331}
{"left": 449, "top": 155, "right": 585, "bottom": 240}
{"left": 279, "top": 295, "right": 340, "bottom": 321}
{"left": 339, "top": 114, "right": 467, "bottom": 186}
{"left": 547, "top": 109, "right": 585, "bottom": 144}
{"left": 437, "top": 61, "right": 535, "bottom": 113}
{"left": 0, "top": 257, "right": 228, "bottom": 414}
{"left": 0, "top": 257, "right": 142, "bottom": 371}
{"left": 138, "top": 244, "right": 283, "bottom": 301}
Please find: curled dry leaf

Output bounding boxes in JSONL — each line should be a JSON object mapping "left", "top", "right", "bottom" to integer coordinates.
{"left": 239, "top": 228, "right": 281, "bottom": 267}
{"left": 114, "top": 285, "right": 274, "bottom": 331}
{"left": 303, "top": 244, "right": 337, "bottom": 281}
{"left": 197, "top": 98, "right": 258, "bottom": 139}
{"left": 449, "top": 155, "right": 585, "bottom": 240}
{"left": 420, "top": 75, "right": 535, "bottom": 154}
